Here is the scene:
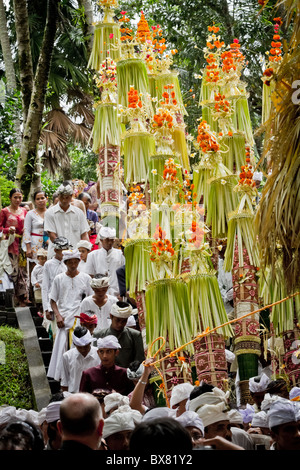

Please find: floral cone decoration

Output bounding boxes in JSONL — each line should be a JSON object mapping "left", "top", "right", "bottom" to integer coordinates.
{"left": 121, "top": 86, "right": 155, "bottom": 186}
{"left": 224, "top": 164, "right": 261, "bottom": 405}
{"left": 193, "top": 119, "right": 239, "bottom": 239}
{"left": 116, "top": 11, "right": 153, "bottom": 121}
{"left": 88, "top": 0, "right": 121, "bottom": 70}
{"left": 261, "top": 17, "right": 283, "bottom": 125}
{"left": 89, "top": 3, "right": 123, "bottom": 234}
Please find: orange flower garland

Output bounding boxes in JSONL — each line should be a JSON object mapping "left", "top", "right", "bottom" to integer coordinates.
{"left": 136, "top": 11, "right": 152, "bottom": 43}
{"left": 151, "top": 24, "right": 168, "bottom": 55}
{"left": 238, "top": 162, "right": 256, "bottom": 188}
{"left": 119, "top": 11, "right": 133, "bottom": 42}
{"left": 162, "top": 158, "right": 180, "bottom": 184}
{"left": 196, "top": 120, "right": 220, "bottom": 153}
{"left": 128, "top": 86, "right": 143, "bottom": 109}
{"left": 214, "top": 92, "right": 231, "bottom": 114}
{"left": 188, "top": 220, "right": 205, "bottom": 249}
{"left": 128, "top": 185, "right": 145, "bottom": 207}
{"left": 263, "top": 17, "right": 283, "bottom": 86}
{"left": 150, "top": 225, "right": 175, "bottom": 262}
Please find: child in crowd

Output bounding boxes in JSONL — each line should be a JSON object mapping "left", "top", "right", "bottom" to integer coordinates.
{"left": 31, "top": 248, "right": 48, "bottom": 308}
{"left": 77, "top": 240, "right": 92, "bottom": 274}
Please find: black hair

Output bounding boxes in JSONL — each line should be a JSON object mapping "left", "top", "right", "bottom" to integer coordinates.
{"left": 78, "top": 192, "right": 91, "bottom": 201}
{"left": 73, "top": 325, "right": 88, "bottom": 338}
{"left": 0, "top": 419, "right": 44, "bottom": 451}
{"left": 33, "top": 189, "right": 47, "bottom": 200}
{"left": 129, "top": 417, "right": 193, "bottom": 452}
{"left": 9, "top": 188, "right": 23, "bottom": 198}
{"left": 189, "top": 382, "right": 214, "bottom": 401}
{"left": 116, "top": 300, "right": 131, "bottom": 309}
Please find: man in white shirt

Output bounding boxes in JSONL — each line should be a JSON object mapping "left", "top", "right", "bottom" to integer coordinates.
{"left": 47, "top": 249, "right": 93, "bottom": 381}
{"left": 44, "top": 183, "right": 90, "bottom": 259}
{"left": 60, "top": 325, "right": 100, "bottom": 393}
{"left": 85, "top": 227, "right": 125, "bottom": 297}
{"left": 41, "top": 237, "right": 70, "bottom": 337}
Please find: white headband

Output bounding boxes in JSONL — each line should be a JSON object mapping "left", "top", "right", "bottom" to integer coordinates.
{"left": 189, "top": 387, "right": 230, "bottom": 413}
{"left": 103, "top": 410, "right": 142, "bottom": 439}
{"left": 97, "top": 335, "right": 121, "bottom": 350}
{"left": 196, "top": 402, "right": 229, "bottom": 427}
{"left": 72, "top": 330, "right": 93, "bottom": 347}
{"left": 77, "top": 240, "right": 92, "bottom": 251}
{"left": 104, "top": 393, "right": 130, "bottom": 414}
{"left": 99, "top": 226, "right": 116, "bottom": 239}
{"left": 111, "top": 303, "right": 133, "bottom": 319}
{"left": 170, "top": 383, "right": 194, "bottom": 408}
{"left": 90, "top": 276, "right": 110, "bottom": 289}
{"left": 63, "top": 249, "right": 81, "bottom": 262}
{"left": 57, "top": 184, "right": 73, "bottom": 195}
{"left": 249, "top": 373, "right": 271, "bottom": 393}
{"left": 176, "top": 410, "right": 204, "bottom": 435}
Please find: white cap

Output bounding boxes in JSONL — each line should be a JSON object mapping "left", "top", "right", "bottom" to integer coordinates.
{"left": 142, "top": 407, "right": 176, "bottom": 422}
{"left": 126, "top": 315, "right": 137, "bottom": 328}
{"left": 57, "top": 184, "right": 73, "bottom": 195}
{"left": 90, "top": 276, "right": 110, "bottom": 289}
{"left": 63, "top": 249, "right": 81, "bottom": 262}
{"left": 103, "top": 409, "right": 142, "bottom": 439}
{"left": 170, "top": 383, "right": 194, "bottom": 408}
{"left": 99, "top": 226, "right": 116, "bottom": 239}
{"left": 36, "top": 248, "right": 48, "bottom": 258}
{"left": 72, "top": 330, "right": 93, "bottom": 347}
{"left": 97, "top": 335, "right": 121, "bottom": 350}
{"left": 290, "top": 387, "right": 300, "bottom": 401}
{"left": 267, "top": 397, "right": 300, "bottom": 429}
{"left": 225, "top": 349, "right": 235, "bottom": 363}
{"left": 197, "top": 401, "right": 229, "bottom": 427}
{"left": 249, "top": 373, "right": 271, "bottom": 393}
{"left": 111, "top": 302, "right": 133, "bottom": 319}
{"left": 228, "top": 409, "right": 243, "bottom": 425}
{"left": 176, "top": 410, "right": 204, "bottom": 435}
{"left": 253, "top": 171, "right": 263, "bottom": 182}
{"left": 251, "top": 411, "right": 268, "bottom": 428}
{"left": 77, "top": 240, "right": 92, "bottom": 251}
{"left": 189, "top": 387, "right": 230, "bottom": 413}
{"left": 104, "top": 393, "right": 130, "bottom": 414}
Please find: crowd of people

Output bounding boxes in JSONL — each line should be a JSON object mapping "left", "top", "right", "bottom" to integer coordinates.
{"left": 0, "top": 182, "right": 300, "bottom": 452}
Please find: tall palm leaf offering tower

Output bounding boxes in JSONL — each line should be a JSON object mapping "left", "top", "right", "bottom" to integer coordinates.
{"left": 89, "top": 1, "right": 300, "bottom": 406}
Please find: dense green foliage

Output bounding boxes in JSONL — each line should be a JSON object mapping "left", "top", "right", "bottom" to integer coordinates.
{"left": 0, "top": 326, "right": 34, "bottom": 410}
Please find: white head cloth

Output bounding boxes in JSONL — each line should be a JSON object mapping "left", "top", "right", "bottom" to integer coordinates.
{"left": 57, "top": 184, "right": 73, "bottom": 195}
{"left": 228, "top": 409, "right": 243, "bottom": 425}
{"left": 260, "top": 393, "right": 279, "bottom": 412}
{"left": 77, "top": 240, "right": 92, "bottom": 251}
{"left": 142, "top": 407, "right": 176, "bottom": 422}
{"left": 253, "top": 171, "right": 263, "bottom": 182}
{"left": 99, "top": 226, "right": 116, "bottom": 239}
{"left": 104, "top": 393, "right": 130, "bottom": 414}
{"left": 126, "top": 315, "right": 136, "bottom": 328}
{"left": 239, "top": 404, "right": 255, "bottom": 424}
{"left": 290, "top": 386, "right": 300, "bottom": 401}
{"left": 127, "top": 363, "right": 145, "bottom": 380}
{"left": 170, "top": 382, "right": 194, "bottom": 408}
{"left": 111, "top": 302, "right": 133, "bottom": 319}
{"left": 251, "top": 411, "right": 268, "bottom": 428}
{"left": 225, "top": 349, "right": 235, "bottom": 363}
{"left": 97, "top": 335, "right": 121, "bottom": 350}
{"left": 0, "top": 406, "right": 39, "bottom": 427}
{"left": 52, "top": 237, "right": 70, "bottom": 250}
{"left": 38, "top": 407, "right": 47, "bottom": 426}
{"left": 196, "top": 401, "right": 229, "bottom": 428}
{"left": 63, "top": 249, "right": 81, "bottom": 262}
{"left": 46, "top": 402, "right": 62, "bottom": 423}
{"left": 267, "top": 397, "right": 300, "bottom": 429}
{"left": 249, "top": 373, "right": 271, "bottom": 393}
{"left": 176, "top": 410, "right": 204, "bottom": 435}
{"left": 36, "top": 248, "right": 48, "bottom": 258}
{"left": 90, "top": 276, "right": 110, "bottom": 289}
{"left": 189, "top": 387, "right": 230, "bottom": 413}
{"left": 73, "top": 330, "right": 93, "bottom": 347}
{"left": 103, "top": 409, "right": 142, "bottom": 439}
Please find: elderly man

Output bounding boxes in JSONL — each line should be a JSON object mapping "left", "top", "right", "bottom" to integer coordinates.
{"left": 85, "top": 226, "right": 125, "bottom": 297}
{"left": 79, "top": 335, "right": 134, "bottom": 396}
{"left": 47, "top": 249, "right": 93, "bottom": 381}
{"left": 265, "top": 397, "right": 300, "bottom": 450}
{"left": 44, "top": 183, "right": 90, "bottom": 259}
{"left": 58, "top": 393, "right": 104, "bottom": 451}
{"left": 94, "top": 301, "right": 145, "bottom": 368}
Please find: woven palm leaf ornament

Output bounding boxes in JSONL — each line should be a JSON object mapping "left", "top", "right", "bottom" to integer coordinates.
{"left": 88, "top": 0, "right": 121, "bottom": 70}
{"left": 261, "top": 17, "right": 283, "bottom": 125}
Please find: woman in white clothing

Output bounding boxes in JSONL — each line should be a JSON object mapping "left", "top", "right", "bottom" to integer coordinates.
{"left": 23, "top": 190, "right": 48, "bottom": 263}
{"left": 79, "top": 275, "right": 117, "bottom": 333}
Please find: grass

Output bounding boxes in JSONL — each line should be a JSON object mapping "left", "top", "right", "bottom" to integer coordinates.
{"left": 0, "top": 325, "right": 34, "bottom": 410}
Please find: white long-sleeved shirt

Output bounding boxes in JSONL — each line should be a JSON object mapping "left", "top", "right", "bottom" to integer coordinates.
{"left": 85, "top": 247, "right": 125, "bottom": 296}
{"left": 31, "top": 263, "right": 44, "bottom": 291}
{"left": 60, "top": 346, "right": 100, "bottom": 393}
{"left": 41, "top": 257, "right": 67, "bottom": 312}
